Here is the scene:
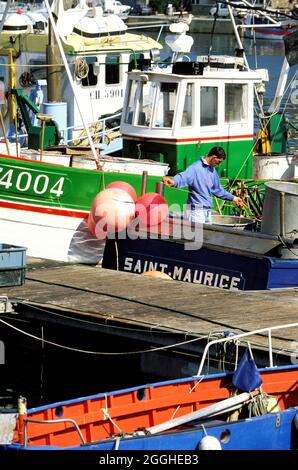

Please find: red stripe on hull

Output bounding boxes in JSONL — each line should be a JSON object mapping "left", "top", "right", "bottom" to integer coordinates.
{"left": 123, "top": 134, "right": 254, "bottom": 143}
{"left": 0, "top": 199, "right": 88, "bottom": 218}
{"left": 255, "top": 28, "right": 293, "bottom": 36}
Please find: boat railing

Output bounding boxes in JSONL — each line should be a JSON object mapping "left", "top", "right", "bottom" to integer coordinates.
{"left": 66, "top": 112, "right": 122, "bottom": 148}
{"left": 23, "top": 417, "right": 86, "bottom": 447}
{"left": 127, "top": 23, "right": 169, "bottom": 43}
{"left": 6, "top": 111, "right": 122, "bottom": 153}
{"left": 196, "top": 322, "right": 298, "bottom": 376}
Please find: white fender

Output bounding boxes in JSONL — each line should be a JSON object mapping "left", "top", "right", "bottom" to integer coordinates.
{"left": 199, "top": 435, "right": 222, "bottom": 450}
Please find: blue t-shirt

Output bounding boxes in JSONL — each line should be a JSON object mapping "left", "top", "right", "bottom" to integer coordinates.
{"left": 173, "top": 158, "right": 234, "bottom": 209}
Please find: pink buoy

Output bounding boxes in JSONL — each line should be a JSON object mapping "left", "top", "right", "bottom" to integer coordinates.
{"left": 91, "top": 188, "right": 135, "bottom": 238}
{"left": 87, "top": 211, "right": 107, "bottom": 240}
{"left": 135, "top": 192, "right": 168, "bottom": 228}
{"left": 106, "top": 181, "right": 137, "bottom": 202}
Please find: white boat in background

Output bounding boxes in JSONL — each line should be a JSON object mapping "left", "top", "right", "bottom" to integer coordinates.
{"left": 244, "top": 13, "right": 297, "bottom": 40}
{"left": 237, "top": 0, "right": 298, "bottom": 40}
{"left": 0, "top": 0, "right": 162, "bottom": 152}
{"left": 0, "top": 0, "right": 195, "bottom": 263}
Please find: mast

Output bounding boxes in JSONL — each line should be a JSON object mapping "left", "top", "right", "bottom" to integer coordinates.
{"left": 226, "top": 3, "right": 264, "bottom": 115}
{"left": 44, "top": 0, "right": 100, "bottom": 165}
{"left": 46, "top": 19, "right": 62, "bottom": 102}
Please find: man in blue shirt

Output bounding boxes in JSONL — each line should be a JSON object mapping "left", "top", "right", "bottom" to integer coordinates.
{"left": 162, "top": 146, "right": 244, "bottom": 223}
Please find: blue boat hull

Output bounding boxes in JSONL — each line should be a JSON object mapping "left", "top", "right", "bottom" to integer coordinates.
{"left": 4, "top": 407, "right": 298, "bottom": 450}
{"left": 103, "top": 236, "right": 298, "bottom": 290}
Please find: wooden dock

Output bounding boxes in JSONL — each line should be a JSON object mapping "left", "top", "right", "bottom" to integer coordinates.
{"left": 2, "top": 257, "right": 297, "bottom": 364}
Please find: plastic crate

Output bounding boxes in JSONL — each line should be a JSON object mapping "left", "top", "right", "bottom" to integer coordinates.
{"left": 0, "top": 244, "right": 27, "bottom": 287}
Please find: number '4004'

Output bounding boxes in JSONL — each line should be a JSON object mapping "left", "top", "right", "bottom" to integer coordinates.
{"left": 0, "top": 168, "right": 65, "bottom": 197}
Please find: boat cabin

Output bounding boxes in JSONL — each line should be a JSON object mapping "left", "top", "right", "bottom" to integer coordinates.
{"left": 0, "top": 6, "right": 162, "bottom": 147}
{"left": 121, "top": 56, "right": 268, "bottom": 179}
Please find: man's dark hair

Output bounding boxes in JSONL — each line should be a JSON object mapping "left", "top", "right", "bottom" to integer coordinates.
{"left": 207, "top": 146, "right": 226, "bottom": 160}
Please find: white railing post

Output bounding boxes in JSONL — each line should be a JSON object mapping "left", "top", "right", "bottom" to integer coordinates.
{"left": 268, "top": 329, "right": 274, "bottom": 368}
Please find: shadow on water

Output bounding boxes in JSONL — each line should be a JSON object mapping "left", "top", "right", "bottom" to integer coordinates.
{"left": 0, "top": 318, "right": 164, "bottom": 408}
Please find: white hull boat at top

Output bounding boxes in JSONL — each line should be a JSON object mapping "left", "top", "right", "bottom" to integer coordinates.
{"left": 0, "top": 0, "right": 162, "bottom": 150}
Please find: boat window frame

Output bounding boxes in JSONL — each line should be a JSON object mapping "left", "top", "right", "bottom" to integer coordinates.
{"left": 224, "top": 82, "right": 248, "bottom": 124}
{"left": 152, "top": 80, "right": 179, "bottom": 130}
{"left": 180, "top": 81, "right": 195, "bottom": 128}
{"left": 81, "top": 56, "right": 98, "bottom": 87}
{"left": 105, "top": 53, "right": 121, "bottom": 86}
{"left": 123, "top": 78, "right": 139, "bottom": 125}
{"left": 200, "top": 85, "right": 219, "bottom": 128}
{"left": 134, "top": 78, "right": 158, "bottom": 128}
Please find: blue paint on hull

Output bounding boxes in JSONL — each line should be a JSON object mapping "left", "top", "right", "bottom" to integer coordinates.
{"left": 3, "top": 407, "right": 298, "bottom": 450}
{"left": 103, "top": 237, "right": 298, "bottom": 290}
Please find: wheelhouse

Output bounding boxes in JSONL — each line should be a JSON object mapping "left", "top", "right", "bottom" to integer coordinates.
{"left": 121, "top": 56, "right": 267, "bottom": 178}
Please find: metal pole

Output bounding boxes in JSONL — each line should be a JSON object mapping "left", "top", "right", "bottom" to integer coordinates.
{"left": 14, "top": 103, "right": 19, "bottom": 158}
{"left": 268, "top": 329, "right": 273, "bottom": 368}
{"left": 0, "top": 109, "right": 10, "bottom": 155}
{"left": 43, "top": 0, "right": 99, "bottom": 166}
{"left": 141, "top": 171, "right": 148, "bottom": 196}
{"left": 155, "top": 181, "right": 164, "bottom": 196}
{"left": 227, "top": 4, "right": 264, "bottom": 115}
{"left": 47, "top": 21, "right": 62, "bottom": 103}
{"left": 40, "top": 120, "right": 45, "bottom": 161}
{"left": 280, "top": 191, "right": 285, "bottom": 237}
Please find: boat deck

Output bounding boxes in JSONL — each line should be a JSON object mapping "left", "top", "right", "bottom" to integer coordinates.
{"left": 2, "top": 258, "right": 297, "bottom": 362}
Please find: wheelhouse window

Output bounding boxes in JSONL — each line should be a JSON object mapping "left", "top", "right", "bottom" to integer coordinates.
{"left": 124, "top": 79, "right": 138, "bottom": 124}
{"left": 81, "top": 56, "right": 98, "bottom": 87}
{"left": 28, "top": 59, "right": 47, "bottom": 81}
{"left": 225, "top": 83, "right": 248, "bottom": 123}
{"left": 200, "top": 86, "right": 218, "bottom": 126}
{"left": 154, "top": 82, "right": 178, "bottom": 128}
{"left": 105, "top": 55, "right": 120, "bottom": 85}
{"left": 181, "top": 83, "right": 193, "bottom": 127}
{"left": 136, "top": 80, "right": 155, "bottom": 127}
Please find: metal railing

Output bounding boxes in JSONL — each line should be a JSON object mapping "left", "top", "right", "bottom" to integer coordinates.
{"left": 23, "top": 417, "right": 86, "bottom": 447}
{"left": 196, "top": 322, "right": 298, "bottom": 376}
{"left": 66, "top": 112, "right": 122, "bottom": 148}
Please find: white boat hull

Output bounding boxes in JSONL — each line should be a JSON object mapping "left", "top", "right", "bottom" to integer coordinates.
{"left": 0, "top": 205, "right": 105, "bottom": 263}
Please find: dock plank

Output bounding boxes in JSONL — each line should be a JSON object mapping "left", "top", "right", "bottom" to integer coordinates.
{"left": 2, "top": 259, "right": 297, "bottom": 357}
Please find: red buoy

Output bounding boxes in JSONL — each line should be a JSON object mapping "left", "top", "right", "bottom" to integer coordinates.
{"left": 135, "top": 192, "right": 168, "bottom": 228}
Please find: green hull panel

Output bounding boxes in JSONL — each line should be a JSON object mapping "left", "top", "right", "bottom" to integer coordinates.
{"left": 0, "top": 156, "right": 275, "bottom": 222}
{"left": 0, "top": 156, "right": 187, "bottom": 211}
{"left": 123, "top": 139, "right": 254, "bottom": 179}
